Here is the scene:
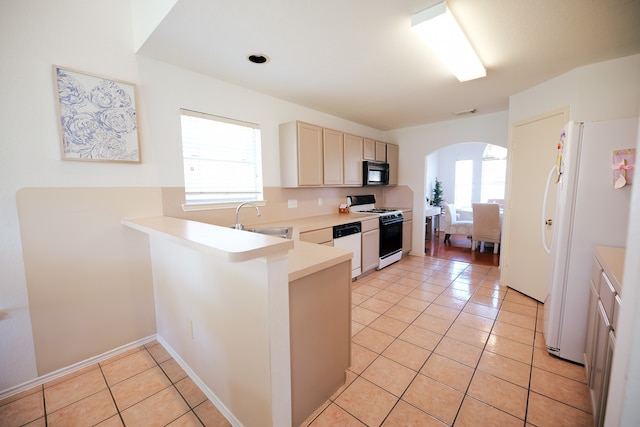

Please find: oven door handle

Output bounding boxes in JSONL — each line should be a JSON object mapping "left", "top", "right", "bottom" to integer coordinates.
{"left": 380, "top": 217, "right": 404, "bottom": 226}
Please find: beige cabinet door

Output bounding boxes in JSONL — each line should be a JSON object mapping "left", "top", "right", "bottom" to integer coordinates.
{"left": 362, "top": 229, "right": 380, "bottom": 273}
{"left": 502, "top": 109, "right": 567, "bottom": 302}
{"left": 297, "top": 122, "right": 323, "bottom": 186}
{"left": 363, "top": 138, "right": 376, "bottom": 160}
{"left": 289, "top": 260, "right": 351, "bottom": 426}
{"left": 402, "top": 219, "right": 412, "bottom": 254}
{"left": 323, "top": 128, "right": 344, "bottom": 186}
{"left": 387, "top": 143, "right": 399, "bottom": 186}
{"left": 344, "top": 134, "right": 363, "bottom": 186}
{"left": 375, "top": 141, "right": 387, "bottom": 162}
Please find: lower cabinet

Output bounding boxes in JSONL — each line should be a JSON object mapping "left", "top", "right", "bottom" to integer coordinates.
{"left": 585, "top": 247, "right": 624, "bottom": 427}
{"left": 361, "top": 218, "right": 379, "bottom": 273}
{"left": 590, "top": 300, "right": 611, "bottom": 426}
{"left": 299, "top": 227, "right": 333, "bottom": 246}
{"left": 289, "top": 260, "right": 351, "bottom": 426}
{"left": 402, "top": 210, "right": 413, "bottom": 254}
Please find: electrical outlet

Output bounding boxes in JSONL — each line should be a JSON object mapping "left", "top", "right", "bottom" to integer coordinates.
{"left": 318, "top": 198, "right": 323, "bottom": 206}
{"left": 186, "top": 318, "right": 193, "bottom": 339}
{"left": 288, "top": 199, "right": 298, "bottom": 208}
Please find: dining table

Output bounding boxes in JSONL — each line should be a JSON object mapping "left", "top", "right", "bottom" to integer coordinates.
{"left": 425, "top": 205, "right": 442, "bottom": 241}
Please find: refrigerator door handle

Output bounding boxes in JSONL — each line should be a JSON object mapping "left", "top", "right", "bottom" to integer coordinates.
{"left": 541, "top": 165, "right": 556, "bottom": 255}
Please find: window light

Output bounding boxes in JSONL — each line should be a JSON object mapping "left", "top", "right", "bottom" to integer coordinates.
{"left": 180, "top": 109, "right": 263, "bottom": 208}
{"left": 411, "top": 1, "right": 486, "bottom": 82}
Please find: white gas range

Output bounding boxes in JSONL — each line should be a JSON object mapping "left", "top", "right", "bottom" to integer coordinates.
{"left": 347, "top": 195, "right": 404, "bottom": 270}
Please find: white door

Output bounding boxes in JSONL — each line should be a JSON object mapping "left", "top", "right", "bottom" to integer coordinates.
{"left": 501, "top": 109, "right": 568, "bottom": 302}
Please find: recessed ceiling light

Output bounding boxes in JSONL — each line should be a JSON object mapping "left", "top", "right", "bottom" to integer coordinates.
{"left": 247, "top": 54, "right": 269, "bottom": 64}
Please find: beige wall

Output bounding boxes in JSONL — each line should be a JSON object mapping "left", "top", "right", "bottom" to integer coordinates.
{"left": 1, "top": 0, "right": 389, "bottom": 390}
{"left": 16, "top": 188, "right": 162, "bottom": 375}
{"left": 148, "top": 235, "right": 290, "bottom": 426}
{"left": 13, "top": 184, "right": 412, "bottom": 379}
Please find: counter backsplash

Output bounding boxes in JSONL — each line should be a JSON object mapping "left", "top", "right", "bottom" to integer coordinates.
{"left": 162, "top": 186, "right": 413, "bottom": 227}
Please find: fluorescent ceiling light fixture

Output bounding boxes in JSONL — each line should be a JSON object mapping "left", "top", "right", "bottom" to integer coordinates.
{"left": 411, "top": 1, "right": 486, "bottom": 82}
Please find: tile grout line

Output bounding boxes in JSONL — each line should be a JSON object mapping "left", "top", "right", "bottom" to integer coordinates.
{"left": 383, "top": 264, "right": 531, "bottom": 425}
{"left": 328, "top": 260, "right": 468, "bottom": 425}
{"left": 522, "top": 302, "right": 541, "bottom": 425}
{"left": 41, "top": 385, "right": 48, "bottom": 427}
{"left": 334, "top": 262, "right": 509, "bottom": 426}
{"left": 98, "top": 359, "right": 126, "bottom": 426}
{"left": 449, "top": 270, "right": 506, "bottom": 426}
{"left": 146, "top": 344, "right": 207, "bottom": 426}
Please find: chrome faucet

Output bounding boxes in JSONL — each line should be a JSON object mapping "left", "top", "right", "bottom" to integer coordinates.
{"left": 234, "top": 202, "right": 261, "bottom": 230}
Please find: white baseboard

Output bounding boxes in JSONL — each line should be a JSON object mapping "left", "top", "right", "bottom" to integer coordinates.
{"left": 154, "top": 335, "right": 243, "bottom": 427}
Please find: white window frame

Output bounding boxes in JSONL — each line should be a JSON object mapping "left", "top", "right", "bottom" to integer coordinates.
{"left": 179, "top": 109, "right": 264, "bottom": 211}
{"left": 454, "top": 159, "right": 473, "bottom": 210}
{"left": 480, "top": 144, "right": 507, "bottom": 203}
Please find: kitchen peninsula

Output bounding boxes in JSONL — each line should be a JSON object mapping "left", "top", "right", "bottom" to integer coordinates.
{"left": 123, "top": 216, "right": 353, "bottom": 427}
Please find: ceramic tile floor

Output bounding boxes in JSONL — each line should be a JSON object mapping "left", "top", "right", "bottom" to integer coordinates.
{"left": 0, "top": 342, "right": 231, "bottom": 427}
{"left": 302, "top": 256, "right": 593, "bottom": 426}
{"left": 0, "top": 256, "right": 593, "bottom": 427}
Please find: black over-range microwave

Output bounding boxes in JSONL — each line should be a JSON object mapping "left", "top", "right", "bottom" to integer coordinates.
{"left": 363, "top": 161, "right": 389, "bottom": 186}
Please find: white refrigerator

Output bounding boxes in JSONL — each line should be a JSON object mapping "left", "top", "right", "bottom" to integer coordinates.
{"left": 542, "top": 118, "right": 637, "bottom": 364}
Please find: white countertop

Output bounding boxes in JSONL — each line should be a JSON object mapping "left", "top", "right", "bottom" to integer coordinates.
{"left": 123, "top": 216, "right": 353, "bottom": 282}
{"left": 288, "top": 240, "right": 352, "bottom": 282}
{"left": 122, "top": 216, "right": 294, "bottom": 263}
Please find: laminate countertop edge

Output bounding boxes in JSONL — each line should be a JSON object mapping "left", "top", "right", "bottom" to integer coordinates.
{"left": 122, "top": 216, "right": 353, "bottom": 281}
{"left": 122, "top": 216, "right": 294, "bottom": 263}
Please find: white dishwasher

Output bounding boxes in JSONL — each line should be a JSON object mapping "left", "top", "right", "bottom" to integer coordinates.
{"left": 333, "top": 222, "right": 362, "bottom": 279}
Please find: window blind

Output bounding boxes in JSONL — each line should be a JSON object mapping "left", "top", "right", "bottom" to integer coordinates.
{"left": 180, "top": 109, "right": 263, "bottom": 204}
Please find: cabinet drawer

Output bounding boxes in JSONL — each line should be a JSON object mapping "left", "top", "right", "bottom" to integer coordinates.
{"left": 599, "top": 272, "right": 616, "bottom": 323}
{"left": 591, "top": 256, "right": 603, "bottom": 294}
{"left": 299, "top": 228, "right": 333, "bottom": 245}
{"left": 402, "top": 210, "right": 413, "bottom": 221}
{"left": 361, "top": 218, "right": 379, "bottom": 233}
{"left": 612, "top": 294, "right": 621, "bottom": 334}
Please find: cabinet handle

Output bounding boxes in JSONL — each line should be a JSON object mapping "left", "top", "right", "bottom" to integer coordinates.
{"left": 545, "top": 219, "right": 553, "bottom": 226}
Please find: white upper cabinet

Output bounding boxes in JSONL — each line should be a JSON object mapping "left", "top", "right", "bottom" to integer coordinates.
{"left": 280, "top": 121, "right": 397, "bottom": 188}
{"left": 363, "top": 138, "right": 376, "bottom": 161}
{"left": 280, "top": 121, "right": 323, "bottom": 187}
{"left": 344, "top": 134, "right": 363, "bottom": 186}
{"left": 375, "top": 141, "right": 386, "bottom": 162}
{"left": 323, "top": 128, "right": 344, "bottom": 186}
{"left": 387, "top": 143, "right": 399, "bottom": 186}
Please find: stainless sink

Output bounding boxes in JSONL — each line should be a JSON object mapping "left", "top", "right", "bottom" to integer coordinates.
{"left": 234, "top": 226, "right": 293, "bottom": 239}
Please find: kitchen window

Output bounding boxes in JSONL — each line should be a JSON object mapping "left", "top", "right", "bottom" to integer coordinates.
{"left": 454, "top": 159, "right": 473, "bottom": 210}
{"left": 480, "top": 144, "right": 507, "bottom": 203}
{"left": 180, "top": 109, "right": 263, "bottom": 209}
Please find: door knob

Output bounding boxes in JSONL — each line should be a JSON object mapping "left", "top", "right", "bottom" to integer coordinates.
{"left": 545, "top": 219, "right": 553, "bottom": 226}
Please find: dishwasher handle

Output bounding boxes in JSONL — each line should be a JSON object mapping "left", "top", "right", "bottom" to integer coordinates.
{"left": 333, "top": 221, "right": 362, "bottom": 239}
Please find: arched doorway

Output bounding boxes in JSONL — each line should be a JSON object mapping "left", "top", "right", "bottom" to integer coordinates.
{"left": 424, "top": 142, "right": 507, "bottom": 263}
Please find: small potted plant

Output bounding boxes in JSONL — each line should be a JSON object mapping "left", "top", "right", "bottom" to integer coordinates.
{"left": 431, "top": 178, "right": 443, "bottom": 207}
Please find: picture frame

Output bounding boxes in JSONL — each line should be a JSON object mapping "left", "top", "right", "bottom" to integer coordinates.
{"left": 53, "top": 65, "right": 141, "bottom": 163}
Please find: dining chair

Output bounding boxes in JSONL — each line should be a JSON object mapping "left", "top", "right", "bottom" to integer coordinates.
{"left": 471, "top": 203, "right": 501, "bottom": 254}
{"left": 441, "top": 203, "right": 473, "bottom": 246}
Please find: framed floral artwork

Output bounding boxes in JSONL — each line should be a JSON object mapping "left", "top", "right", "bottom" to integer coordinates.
{"left": 53, "top": 66, "right": 140, "bottom": 163}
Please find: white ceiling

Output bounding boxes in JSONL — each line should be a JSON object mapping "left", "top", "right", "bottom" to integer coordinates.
{"left": 137, "top": 0, "right": 640, "bottom": 131}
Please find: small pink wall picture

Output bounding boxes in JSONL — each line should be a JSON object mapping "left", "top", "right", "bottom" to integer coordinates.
{"left": 612, "top": 148, "right": 636, "bottom": 188}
